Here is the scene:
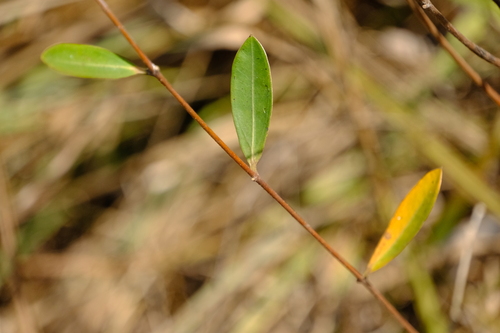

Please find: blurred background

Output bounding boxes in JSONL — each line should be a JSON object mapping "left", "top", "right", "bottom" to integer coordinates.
{"left": 1, "top": 0, "right": 500, "bottom": 332}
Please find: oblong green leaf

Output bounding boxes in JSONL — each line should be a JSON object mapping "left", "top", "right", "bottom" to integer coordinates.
{"left": 231, "top": 36, "right": 273, "bottom": 172}
{"left": 41, "top": 43, "right": 144, "bottom": 79}
{"left": 365, "top": 168, "right": 442, "bottom": 275}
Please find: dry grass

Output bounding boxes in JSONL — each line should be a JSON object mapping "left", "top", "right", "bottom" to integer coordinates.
{"left": 1, "top": 0, "right": 500, "bottom": 332}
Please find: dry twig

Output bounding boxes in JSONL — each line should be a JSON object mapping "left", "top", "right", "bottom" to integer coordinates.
{"left": 416, "top": 0, "right": 500, "bottom": 68}
{"left": 408, "top": 0, "right": 500, "bottom": 106}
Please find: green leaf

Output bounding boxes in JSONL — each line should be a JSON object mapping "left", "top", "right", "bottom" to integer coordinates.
{"left": 365, "top": 168, "right": 442, "bottom": 275}
{"left": 231, "top": 36, "right": 273, "bottom": 172}
{"left": 41, "top": 43, "right": 144, "bottom": 79}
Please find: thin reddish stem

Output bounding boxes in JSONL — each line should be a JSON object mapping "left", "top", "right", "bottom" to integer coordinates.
{"left": 408, "top": 0, "right": 500, "bottom": 107}
{"left": 417, "top": 0, "right": 500, "bottom": 69}
{"left": 93, "top": 1, "right": 418, "bottom": 332}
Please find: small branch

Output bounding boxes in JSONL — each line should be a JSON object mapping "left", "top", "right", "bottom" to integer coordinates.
{"left": 407, "top": 0, "right": 500, "bottom": 107}
{"left": 254, "top": 175, "right": 418, "bottom": 333}
{"left": 417, "top": 0, "right": 500, "bottom": 68}
{"left": 94, "top": 0, "right": 250, "bottom": 175}
{"left": 93, "top": 1, "right": 418, "bottom": 331}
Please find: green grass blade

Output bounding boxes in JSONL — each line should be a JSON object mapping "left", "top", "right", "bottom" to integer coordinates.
{"left": 407, "top": 251, "right": 449, "bottom": 333}
{"left": 354, "top": 67, "right": 500, "bottom": 218}
{"left": 41, "top": 43, "right": 144, "bottom": 79}
{"left": 231, "top": 36, "right": 273, "bottom": 172}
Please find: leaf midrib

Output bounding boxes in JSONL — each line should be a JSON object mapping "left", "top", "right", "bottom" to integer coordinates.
{"left": 250, "top": 41, "right": 256, "bottom": 163}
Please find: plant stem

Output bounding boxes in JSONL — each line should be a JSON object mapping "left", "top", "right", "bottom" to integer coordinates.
{"left": 93, "top": 1, "right": 418, "bottom": 331}
{"left": 418, "top": 0, "right": 500, "bottom": 68}
{"left": 408, "top": 0, "right": 500, "bottom": 107}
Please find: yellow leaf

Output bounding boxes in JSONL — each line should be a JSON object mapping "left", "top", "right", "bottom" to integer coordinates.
{"left": 365, "top": 169, "right": 442, "bottom": 275}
